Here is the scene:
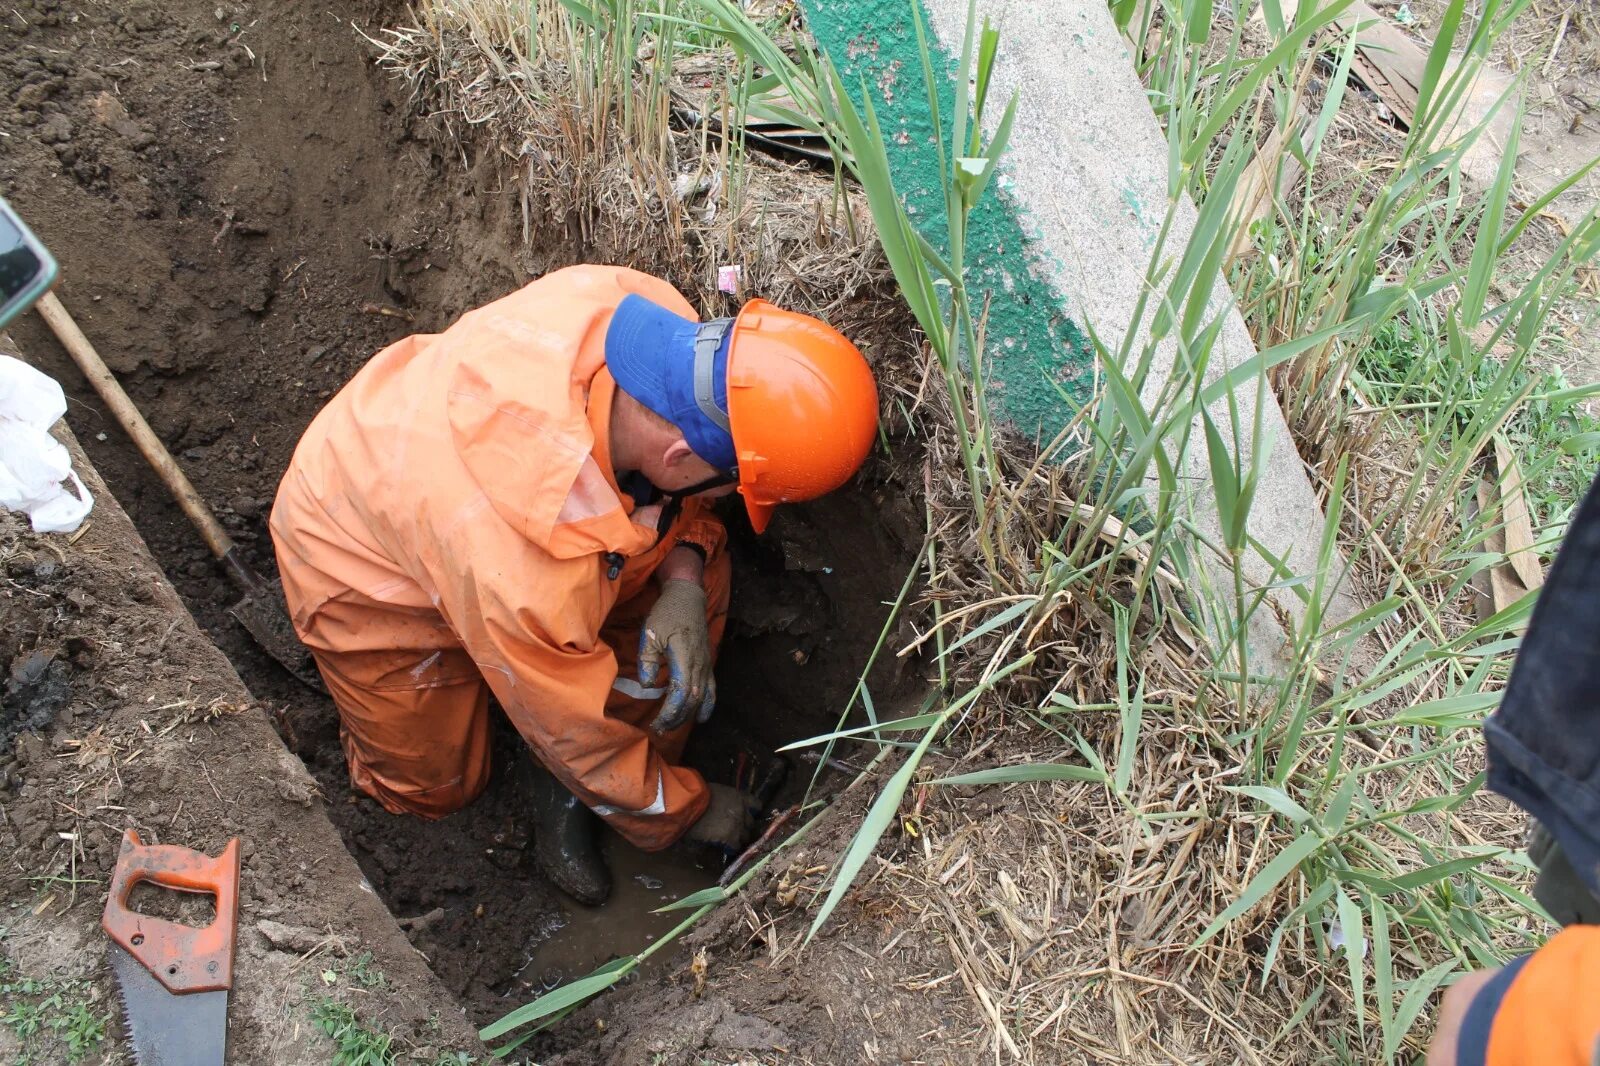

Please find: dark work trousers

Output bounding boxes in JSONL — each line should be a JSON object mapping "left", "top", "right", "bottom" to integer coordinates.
{"left": 1487, "top": 474, "right": 1600, "bottom": 915}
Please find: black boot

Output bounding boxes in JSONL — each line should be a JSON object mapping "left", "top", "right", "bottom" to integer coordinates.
{"left": 529, "top": 764, "right": 611, "bottom": 906}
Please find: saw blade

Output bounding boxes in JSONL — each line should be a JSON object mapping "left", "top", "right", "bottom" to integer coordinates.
{"left": 111, "top": 945, "right": 227, "bottom": 1066}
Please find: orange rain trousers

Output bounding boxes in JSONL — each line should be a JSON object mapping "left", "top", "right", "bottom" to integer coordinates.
{"left": 270, "top": 266, "right": 728, "bottom": 850}
{"left": 308, "top": 548, "right": 730, "bottom": 824}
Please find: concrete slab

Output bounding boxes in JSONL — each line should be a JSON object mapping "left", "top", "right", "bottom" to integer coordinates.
{"left": 802, "top": 0, "right": 1360, "bottom": 664}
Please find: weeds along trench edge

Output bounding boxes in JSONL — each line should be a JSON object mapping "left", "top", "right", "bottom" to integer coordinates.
{"left": 387, "top": 0, "right": 1600, "bottom": 1057}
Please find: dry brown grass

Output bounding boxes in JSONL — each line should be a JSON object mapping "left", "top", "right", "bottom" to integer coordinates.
{"left": 369, "top": 2, "right": 894, "bottom": 331}
{"left": 855, "top": 444, "right": 1536, "bottom": 1062}
{"left": 368, "top": 2, "right": 1576, "bottom": 1062}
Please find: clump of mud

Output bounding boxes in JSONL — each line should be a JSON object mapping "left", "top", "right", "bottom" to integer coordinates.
{"left": 1, "top": 526, "right": 92, "bottom": 748}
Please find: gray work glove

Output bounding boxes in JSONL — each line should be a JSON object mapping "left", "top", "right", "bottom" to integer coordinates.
{"left": 685, "top": 784, "right": 757, "bottom": 852}
{"left": 638, "top": 578, "right": 715, "bottom": 733}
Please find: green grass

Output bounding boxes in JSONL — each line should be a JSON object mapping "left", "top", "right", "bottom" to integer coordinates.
{"left": 391, "top": 0, "right": 1600, "bottom": 1057}
{"left": 311, "top": 957, "right": 477, "bottom": 1066}
{"left": 345, "top": 951, "right": 390, "bottom": 992}
{"left": 0, "top": 952, "right": 110, "bottom": 1065}
{"left": 1356, "top": 315, "right": 1600, "bottom": 528}
{"left": 314, "top": 999, "right": 397, "bottom": 1066}
{"left": 694, "top": 0, "right": 1599, "bottom": 1056}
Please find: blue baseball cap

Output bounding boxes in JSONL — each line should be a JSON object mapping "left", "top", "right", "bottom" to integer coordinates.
{"left": 605, "top": 294, "right": 738, "bottom": 473}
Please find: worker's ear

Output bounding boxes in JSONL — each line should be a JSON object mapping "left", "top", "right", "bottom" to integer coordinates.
{"left": 661, "top": 437, "right": 698, "bottom": 471}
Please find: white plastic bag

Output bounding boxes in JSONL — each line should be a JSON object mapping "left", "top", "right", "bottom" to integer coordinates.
{"left": 0, "top": 355, "right": 93, "bottom": 534}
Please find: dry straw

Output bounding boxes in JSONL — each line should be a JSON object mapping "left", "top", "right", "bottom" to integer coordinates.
{"left": 376, "top": 0, "right": 1600, "bottom": 1060}
{"left": 369, "top": 0, "right": 896, "bottom": 333}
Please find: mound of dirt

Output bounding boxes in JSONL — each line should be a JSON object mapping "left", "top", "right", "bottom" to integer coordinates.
{"left": 2, "top": 0, "right": 564, "bottom": 1029}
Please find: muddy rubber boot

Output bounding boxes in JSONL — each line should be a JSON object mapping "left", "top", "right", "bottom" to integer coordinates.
{"left": 529, "top": 765, "right": 611, "bottom": 906}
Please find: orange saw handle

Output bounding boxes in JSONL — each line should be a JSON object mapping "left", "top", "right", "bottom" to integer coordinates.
{"left": 101, "top": 830, "right": 240, "bottom": 993}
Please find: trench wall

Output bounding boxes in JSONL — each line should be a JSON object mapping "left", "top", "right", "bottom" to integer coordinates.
{"left": 0, "top": 334, "right": 483, "bottom": 1063}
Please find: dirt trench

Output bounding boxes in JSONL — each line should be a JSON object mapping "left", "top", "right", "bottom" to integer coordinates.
{"left": 1, "top": 0, "right": 924, "bottom": 1050}
{"left": 0, "top": 385, "right": 487, "bottom": 1063}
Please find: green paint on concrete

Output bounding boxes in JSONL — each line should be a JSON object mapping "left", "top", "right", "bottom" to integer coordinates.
{"left": 1119, "top": 180, "right": 1158, "bottom": 244}
{"left": 801, "top": 0, "right": 1095, "bottom": 440}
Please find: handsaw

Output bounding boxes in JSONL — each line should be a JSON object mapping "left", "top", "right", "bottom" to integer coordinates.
{"left": 102, "top": 830, "right": 241, "bottom": 1066}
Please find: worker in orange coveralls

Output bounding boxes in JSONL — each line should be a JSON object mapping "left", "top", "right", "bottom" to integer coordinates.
{"left": 268, "top": 265, "right": 877, "bottom": 904}
{"left": 1424, "top": 474, "right": 1600, "bottom": 1064}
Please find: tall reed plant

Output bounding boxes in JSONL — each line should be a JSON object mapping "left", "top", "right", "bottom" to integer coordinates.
{"left": 697, "top": 0, "right": 1600, "bottom": 1056}
{"left": 413, "top": 0, "right": 1600, "bottom": 1055}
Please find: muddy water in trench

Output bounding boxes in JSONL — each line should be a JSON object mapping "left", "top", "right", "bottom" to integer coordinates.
{"left": 515, "top": 836, "right": 715, "bottom": 989}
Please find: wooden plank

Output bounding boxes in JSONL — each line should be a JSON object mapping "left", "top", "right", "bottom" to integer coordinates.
{"left": 1253, "top": 0, "right": 1516, "bottom": 183}
{"left": 1225, "top": 112, "right": 1310, "bottom": 265}
{"left": 1476, "top": 478, "right": 1529, "bottom": 625}
{"left": 1474, "top": 437, "right": 1545, "bottom": 630}
{"left": 1493, "top": 435, "right": 1546, "bottom": 592}
{"left": 1332, "top": 0, "right": 1424, "bottom": 124}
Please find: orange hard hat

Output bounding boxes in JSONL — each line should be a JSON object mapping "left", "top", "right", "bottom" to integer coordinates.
{"left": 724, "top": 300, "right": 878, "bottom": 533}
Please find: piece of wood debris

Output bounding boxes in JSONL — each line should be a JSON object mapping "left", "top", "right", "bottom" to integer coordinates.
{"left": 1226, "top": 111, "right": 1310, "bottom": 266}
{"left": 257, "top": 919, "right": 350, "bottom": 957}
{"left": 359, "top": 303, "right": 415, "bottom": 323}
{"left": 1493, "top": 435, "right": 1545, "bottom": 591}
{"left": 1474, "top": 439, "right": 1546, "bottom": 628}
{"left": 1252, "top": 0, "right": 1515, "bottom": 183}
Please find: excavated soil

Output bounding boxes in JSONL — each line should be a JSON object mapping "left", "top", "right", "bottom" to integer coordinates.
{"left": 0, "top": 373, "right": 485, "bottom": 1062}
{"left": 2, "top": 0, "right": 928, "bottom": 1054}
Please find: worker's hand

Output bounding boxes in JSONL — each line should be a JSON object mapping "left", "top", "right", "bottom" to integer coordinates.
{"left": 638, "top": 578, "right": 715, "bottom": 733}
{"left": 685, "top": 784, "right": 757, "bottom": 852}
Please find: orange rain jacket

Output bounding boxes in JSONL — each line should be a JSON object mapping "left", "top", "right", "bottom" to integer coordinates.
{"left": 270, "top": 266, "right": 726, "bottom": 849}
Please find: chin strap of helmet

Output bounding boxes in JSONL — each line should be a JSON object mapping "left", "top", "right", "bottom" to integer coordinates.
{"left": 653, "top": 471, "right": 735, "bottom": 539}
